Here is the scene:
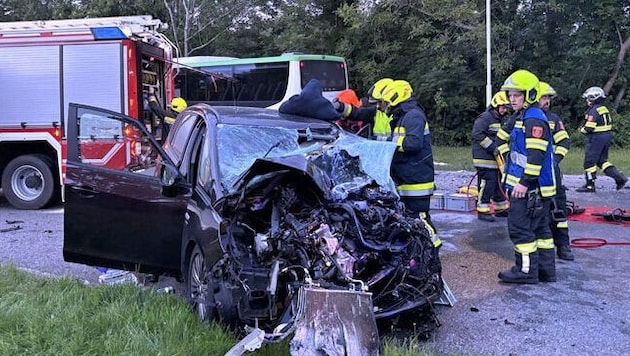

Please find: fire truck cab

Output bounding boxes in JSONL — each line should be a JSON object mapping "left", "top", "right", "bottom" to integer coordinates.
{"left": 0, "top": 15, "right": 175, "bottom": 209}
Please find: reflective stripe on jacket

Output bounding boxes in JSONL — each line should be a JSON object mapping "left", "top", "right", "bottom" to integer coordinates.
{"left": 389, "top": 99, "right": 435, "bottom": 197}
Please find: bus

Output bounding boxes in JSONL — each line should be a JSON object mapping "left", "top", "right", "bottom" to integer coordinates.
{"left": 174, "top": 53, "right": 349, "bottom": 109}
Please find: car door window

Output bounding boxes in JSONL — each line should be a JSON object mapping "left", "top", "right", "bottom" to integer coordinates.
{"left": 76, "top": 107, "right": 160, "bottom": 176}
{"left": 198, "top": 127, "right": 214, "bottom": 195}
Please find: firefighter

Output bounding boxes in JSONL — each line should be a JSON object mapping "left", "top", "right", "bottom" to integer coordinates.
{"left": 498, "top": 69, "right": 557, "bottom": 284}
{"left": 379, "top": 80, "right": 439, "bottom": 243}
{"left": 538, "top": 81, "right": 574, "bottom": 261}
{"left": 471, "top": 91, "right": 511, "bottom": 222}
{"left": 576, "top": 86, "right": 628, "bottom": 192}
{"left": 148, "top": 87, "right": 187, "bottom": 139}
{"left": 334, "top": 78, "right": 394, "bottom": 141}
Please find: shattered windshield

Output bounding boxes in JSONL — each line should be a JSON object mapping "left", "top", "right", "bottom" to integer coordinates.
{"left": 217, "top": 124, "right": 398, "bottom": 196}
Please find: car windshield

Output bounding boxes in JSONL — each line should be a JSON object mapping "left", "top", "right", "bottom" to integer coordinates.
{"left": 217, "top": 124, "right": 398, "bottom": 196}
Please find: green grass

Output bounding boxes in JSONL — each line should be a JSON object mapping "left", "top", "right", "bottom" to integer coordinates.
{"left": 433, "top": 146, "right": 630, "bottom": 175}
{"left": 0, "top": 265, "right": 433, "bottom": 355}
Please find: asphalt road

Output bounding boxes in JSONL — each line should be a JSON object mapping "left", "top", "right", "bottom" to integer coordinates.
{"left": 1, "top": 172, "right": 630, "bottom": 355}
{"left": 427, "top": 171, "right": 630, "bottom": 355}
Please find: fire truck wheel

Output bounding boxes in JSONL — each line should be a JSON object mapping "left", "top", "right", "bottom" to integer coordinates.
{"left": 1, "top": 154, "right": 56, "bottom": 210}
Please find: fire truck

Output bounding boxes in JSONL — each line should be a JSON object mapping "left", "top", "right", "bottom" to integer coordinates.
{"left": 0, "top": 15, "right": 175, "bottom": 209}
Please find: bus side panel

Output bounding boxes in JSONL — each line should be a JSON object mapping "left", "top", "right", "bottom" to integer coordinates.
{"left": 2, "top": 45, "right": 62, "bottom": 125}
{"left": 62, "top": 43, "right": 124, "bottom": 131}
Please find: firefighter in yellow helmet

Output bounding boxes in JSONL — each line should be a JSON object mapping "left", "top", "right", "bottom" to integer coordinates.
{"left": 471, "top": 91, "right": 511, "bottom": 222}
{"left": 333, "top": 78, "right": 394, "bottom": 140}
{"left": 537, "top": 81, "right": 574, "bottom": 261}
{"left": 497, "top": 69, "right": 557, "bottom": 284}
{"left": 380, "top": 80, "right": 439, "bottom": 246}
{"left": 148, "top": 86, "right": 188, "bottom": 139}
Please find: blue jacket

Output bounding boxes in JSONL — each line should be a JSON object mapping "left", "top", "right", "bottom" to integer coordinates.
{"left": 502, "top": 106, "right": 556, "bottom": 197}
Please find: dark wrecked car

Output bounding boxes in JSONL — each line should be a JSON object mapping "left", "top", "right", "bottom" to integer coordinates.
{"left": 63, "top": 103, "right": 443, "bottom": 350}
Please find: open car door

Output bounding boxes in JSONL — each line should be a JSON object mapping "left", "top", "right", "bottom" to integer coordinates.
{"left": 63, "top": 103, "right": 190, "bottom": 276}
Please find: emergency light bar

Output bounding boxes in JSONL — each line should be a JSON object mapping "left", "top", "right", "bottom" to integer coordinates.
{"left": 90, "top": 27, "right": 128, "bottom": 40}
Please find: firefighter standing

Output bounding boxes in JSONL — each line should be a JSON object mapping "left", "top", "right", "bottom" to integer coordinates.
{"left": 576, "top": 86, "right": 628, "bottom": 192}
{"left": 471, "top": 91, "right": 511, "bottom": 222}
{"left": 148, "top": 87, "right": 187, "bottom": 139}
{"left": 538, "top": 82, "right": 574, "bottom": 261}
{"left": 379, "top": 80, "right": 439, "bottom": 240}
{"left": 498, "top": 70, "right": 557, "bottom": 284}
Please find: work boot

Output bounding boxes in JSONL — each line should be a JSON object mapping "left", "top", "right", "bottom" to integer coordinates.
{"left": 498, "top": 267, "right": 539, "bottom": 284}
{"left": 576, "top": 184, "right": 595, "bottom": 193}
{"left": 495, "top": 210, "right": 509, "bottom": 218}
{"left": 556, "top": 245, "right": 575, "bottom": 261}
{"left": 604, "top": 166, "right": 628, "bottom": 190}
{"left": 478, "top": 213, "right": 496, "bottom": 222}
{"left": 499, "top": 252, "right": 539, "bottom": 284}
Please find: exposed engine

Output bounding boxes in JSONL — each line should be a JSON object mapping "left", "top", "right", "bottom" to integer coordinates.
{"left": 213, "top": 167, "right": 443, "bottom": 341}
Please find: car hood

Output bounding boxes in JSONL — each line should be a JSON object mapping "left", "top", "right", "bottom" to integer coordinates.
{"left": 229, "top": 132, "right": 399, "bottom": 201}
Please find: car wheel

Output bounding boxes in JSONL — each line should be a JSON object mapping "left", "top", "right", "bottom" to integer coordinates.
{"left": 186, "top": 245, "right": 215, "bottom": 321}
{"left": 1, "top": 154, "right": 57, "bottom": 210}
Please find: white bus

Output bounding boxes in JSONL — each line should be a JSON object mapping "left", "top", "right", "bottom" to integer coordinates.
{"left": 174, "top": 53, "right": 349, "bottom": 109}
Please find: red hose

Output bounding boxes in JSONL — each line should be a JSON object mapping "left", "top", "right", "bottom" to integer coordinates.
{"left": 571, "top": 238, "right": 630, "bottom": 248}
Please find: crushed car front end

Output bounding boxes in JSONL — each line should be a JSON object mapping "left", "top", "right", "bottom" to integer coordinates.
{"left": 208, "top": 122, "right": 443, "bottom": 344}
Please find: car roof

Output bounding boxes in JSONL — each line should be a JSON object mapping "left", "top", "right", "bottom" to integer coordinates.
{"left": 192, "top": 104, "right": 339, "bottom": 130}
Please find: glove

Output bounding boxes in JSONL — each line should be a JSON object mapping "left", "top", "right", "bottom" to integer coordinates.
{"left": 332, "top": 100, "right": 346, "bottom": 114}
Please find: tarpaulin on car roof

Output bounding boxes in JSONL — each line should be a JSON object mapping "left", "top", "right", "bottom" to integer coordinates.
{"left": 217, "top": 125, "right": 398, "bottom": 197}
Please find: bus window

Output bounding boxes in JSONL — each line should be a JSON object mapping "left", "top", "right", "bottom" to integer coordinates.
{"left": 174, "top": 54, "right": 348, "bottom": 109}
{"left": 300, "top": 60, "right": 347, "bottom": 92}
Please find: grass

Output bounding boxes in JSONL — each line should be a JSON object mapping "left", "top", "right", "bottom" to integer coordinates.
{"left": 0, "top": 264, "right": 433, "bottom": 355}
{"left": 433, "top": 146, "right": 630, "bottom": 175}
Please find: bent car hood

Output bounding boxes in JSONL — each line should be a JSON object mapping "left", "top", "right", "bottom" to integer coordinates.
{"left": 229, "top": 132, "right": 399, "bottom": 201}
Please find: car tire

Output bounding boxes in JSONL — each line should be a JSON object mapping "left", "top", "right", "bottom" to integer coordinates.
{"left": 1, "top": 154, "right": 57, "bottom": 210}
{"left": 186, "top": 245, "right": 215, "bottom": 321}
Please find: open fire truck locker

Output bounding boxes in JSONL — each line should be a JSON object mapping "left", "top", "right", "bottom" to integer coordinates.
{"left": 0, "top": 15, "right": 175, "bottom": 209}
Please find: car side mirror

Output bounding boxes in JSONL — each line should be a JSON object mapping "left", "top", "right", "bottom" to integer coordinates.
{"left": 160, "top": 162, "right": 181, "bottom": 197}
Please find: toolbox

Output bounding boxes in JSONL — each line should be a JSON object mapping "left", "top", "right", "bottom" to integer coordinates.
{"left": 430, "top": 192, "right": 445, "bottom": 210}
{"left": 444, "top": 193, "right": 476, "bottom": 212}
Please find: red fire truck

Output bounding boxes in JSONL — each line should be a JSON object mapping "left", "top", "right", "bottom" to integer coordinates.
{"left": 0, "top": 15, "right": 175, "bottom": 209}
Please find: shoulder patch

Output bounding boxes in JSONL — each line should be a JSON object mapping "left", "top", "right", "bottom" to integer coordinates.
{"left": 532, "top": 126, "right": 543, "bottom": 138}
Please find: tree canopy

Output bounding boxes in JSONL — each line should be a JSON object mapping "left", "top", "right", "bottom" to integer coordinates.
{"left": 2, "top": 0, "right": 629, "bottom": 146}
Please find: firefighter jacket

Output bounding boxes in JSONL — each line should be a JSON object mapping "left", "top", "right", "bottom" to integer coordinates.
{"left": 546, "top": 111, "right": 570, "bottom": 164}
{"left": 345, "top": 105, "right": 393, "bottom": 141}
{"left": 148, "top": 94, "right": 178, "bottom": 125}
{"left": 580, "top": 103, "right": 612, "bottom": 135}
{"left": 471, "top": 106, "right": 502, "bottom": 169}
{"left": 389, "top": 99, "right": 435, "bottom": 198}
{"left": 503, "top": 106, "right": 556, "bottom": 198}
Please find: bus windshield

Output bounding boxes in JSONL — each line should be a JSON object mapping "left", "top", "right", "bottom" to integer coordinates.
{"left": 174, "top": 54, "right": 348, "bottom": 109}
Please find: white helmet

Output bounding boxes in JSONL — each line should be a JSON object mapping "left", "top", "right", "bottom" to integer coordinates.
{"left": 582, "top": 86, "right": 606, "bottom": 101}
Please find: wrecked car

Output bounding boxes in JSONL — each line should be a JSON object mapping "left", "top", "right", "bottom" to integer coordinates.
{"left": 63, "top": 103, "right": 443, "bottom": 351}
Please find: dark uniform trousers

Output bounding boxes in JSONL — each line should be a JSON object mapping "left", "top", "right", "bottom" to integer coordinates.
{"left": 550, "top": 168, "right": 569, "bottom": 247}
{"left": 507, "top": 195, "right": 555, "bottom": 281}
{"left": 476, "top": 168, "right": 508, "bottom": 213}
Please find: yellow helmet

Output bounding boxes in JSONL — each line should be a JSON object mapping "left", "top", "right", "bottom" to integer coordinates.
{"left": 500, "top": 69, "right": 540, "bottom": 105}
{"left": 381, "top": 80, "right": 413, "bottom": 107}
{"left": 170, "top": 97, "right": 188, "bottom": 113}
{"left": 537, "top": 81, "right": 557, "bottom": 100}
{"left": 367, "top": 78, "right": 394, "bottom": 103}
{"left": 490, "top": 91, "right": 510, "bottom": 108}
